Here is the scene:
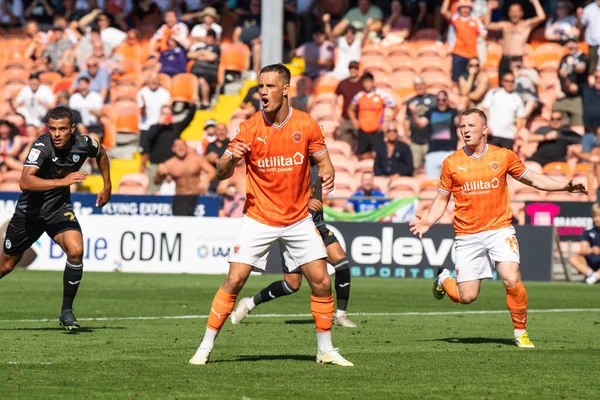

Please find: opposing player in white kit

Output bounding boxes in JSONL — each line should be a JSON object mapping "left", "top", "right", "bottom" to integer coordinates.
{"left": 189, "top": 64, "right": 353, "bottom": 366}
{"left": 410, "top": 108, "right": 586, "bottom": 348}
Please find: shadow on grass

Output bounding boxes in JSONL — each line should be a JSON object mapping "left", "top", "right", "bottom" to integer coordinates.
{"left": 0, "top": 326, "right": 127, "bottom": 334}
{"left": 283, "top": 319, "right": 314, "bottom": 325}
{"left": 240, "top": 319, "right": 314, "bottom": 326}
{"left": 212, "top": 354, "right": 316, "bottom": 363}
{"left": 423, "top": 337, "right": 515, "bottom": 346}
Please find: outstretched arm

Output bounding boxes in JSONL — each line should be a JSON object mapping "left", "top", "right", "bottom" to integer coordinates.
{"left": 526, "top": 0, "right": 546, "bottom": 27}
{"left": 518, "top": 170, "right": 587, "bottom": 194}
{"left": 410, "top": 190, "right": 451, "bottom": 238}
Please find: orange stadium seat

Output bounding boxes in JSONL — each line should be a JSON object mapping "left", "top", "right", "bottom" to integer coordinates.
{"left": 335, "top": 171, "right": 356, "bottom": 191}
{"left": 413, "top": 28, "right": 441, "bottom": 41}
{"left": 413, "top": 40, "right": 448, "bottom": 58}
{"left": 390, "top": 70, "right": 417, "bottom": 91}
{"left": 373, "top": 176, "right": 390, "bottom": 193}
{"left": 53, "top": 79, "right": 73, "bottom": 93}
{"left": 119, "top": 173, "right": 149, "bottom": 192}
{"left": 523, "top": 160, "right": 543, "bottom": 174}
{"left": 416, "top": 55, "right": 450, "bottom": 74}
{"left": 1, "top": 68, "right": 28, "bottom": 84}
{"left": 513, "top": 185, "right": 546, "bottom": 201}
{"left": 112, "top": 85, "right": 138, "bottom": 102}
{"left": 388, "top": 42, "right": 415, "bottom": 58}
{"left": 388, "top": 54, "right": 416, "bottom": 72}
{"left": 220, "top": 42, "right": 250, "bottom": 72}
{"left": 331, "top": 156, "right": 354, "bottom": 174}
{"left": 573, "top": 163, "right": 591, "bottom": 177}
{"left": 312, "top": 74, "right": 340, "bottom": 96}
{"left": 486, "top": 41, "right": 503, "bottom": 66}
{"left": 39, "top": 71, "right": 62, "bottom": 88}
{"left": 114, "top": 73, "right": 141, "bottom": 87}
{"left": 120, "top": 59, "right": 141, "bottom": 75}
{"left": 362, "top": 43, "right": 388, "bottom": 57}
{"left": 422, "top": 72, "right": 452, "bottom": 90}
{"left": 319, "top": 119, "right": 340, "bottom": 138}
{"left": 533, "top": 43, "right": 564, "bottom": 66}
{"left": 158, "top": 73, "right": 172, "bottom": 91}
{"left": 360, "top": 54, "right": 389, "bottom": 74}
{"left": 327, "top": 187, "right": 353, "bottom": 210}
{"left": 171, "top": 73, "right": 198, "bottom": 102}
{"left": 419, "top": 179, "right": 439, "bottom": 200}
{"left": 546, "top": 191, "right": 581, "bottom": 202}
{"left": 543, "top": 161, "right": 571, "bottom": 180}
{"left": 115, "top": 105, "right": 141, "bottom": 134}
{"left": 389, "top": 176, "right": 419, "bottom": 192}
{"left": 310, "top": 102, "right": 336, "bottom": 121}
{"left": 326, "top": 139, "right": 352, "bottom": 158}
{"left": 355, "top": 159, "right": 375, "bottom": 174}
{"left": 1, "top": 170, "right": 22, "bottom": 183}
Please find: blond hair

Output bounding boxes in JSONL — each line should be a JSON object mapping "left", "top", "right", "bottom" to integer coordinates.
{"left": 592, "top": 203, "right": 600, "bottom": 216}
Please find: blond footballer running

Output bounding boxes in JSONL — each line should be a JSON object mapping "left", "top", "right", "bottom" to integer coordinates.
{"left": 410, "top": 108, "right": 587, "bottom": 348}
{"left": 189, "top": 64, "right": 353, "bottom": 366}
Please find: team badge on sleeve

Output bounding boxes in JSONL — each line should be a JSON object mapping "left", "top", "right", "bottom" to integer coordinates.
{"left": 92, "top": 138, "right": 98, "bottom": 148}
{"left": 28, "top": 148, "right": 41, "bottom": 162}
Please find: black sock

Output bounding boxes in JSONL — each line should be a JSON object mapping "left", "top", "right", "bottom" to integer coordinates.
{"left": 334, "top": 258, "right": 351, "bottom": 311}
{"left": 253, "top": 280, "right": 298, "bottom": 306}
{"left": 62, "top": 260, "right": 83, "bottom": 311}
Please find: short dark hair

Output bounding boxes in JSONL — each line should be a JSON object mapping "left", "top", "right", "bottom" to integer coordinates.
{"left": 311, "top": 25, "right": 325, "bottom": 35}
{"left": 206, "top": 29, "right": 217, "bottom": 38}
{"left": 259, "top": 63, "right": 291, "bottom": 84}
{"left": 501, "top": 71, "right": 514, "bottom": 81}
{"left": 165, "top": 8, "right": 177, "bottom": 15}
{"left": 78, "top": 77, "right": 90, "bottom": 84}
{"left": 29, "top": 72, "right": 40, "bottom": 80}
{"left": 461, "top": 108, "right": 487, "bottom": 125}
{"left": 360, "top": 72, "right": 374, "bottom": 82}
{"left": 510, "top": 55, "right": 523, "bottom": 62}
{"left": 47, "top": 106, "right": 73, "bottom": 125}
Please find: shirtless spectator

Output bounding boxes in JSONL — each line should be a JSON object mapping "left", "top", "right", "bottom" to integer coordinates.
{"left": 458, "top": 57, "right": 490, "bottom": 110}
{"left": 485, "top": 0, "right": 546, "bottom": 78}
{"left": 154, "top": 138, "right": 216, "bottom": 216}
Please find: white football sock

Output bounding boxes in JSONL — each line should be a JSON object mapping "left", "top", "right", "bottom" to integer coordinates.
{"left": 514, "top": 329, "right": 526, "bottom": 337}
{"left": 335, "top": 310, "right": 346, "bottom": 318}
{"left": 316, "top": 331, "right": 334, "bottom": 354}
{"left": 246, "top": 297, "right": 256, "bottom": 311}
{"left": 198, "top": 327, "right": 218, "bottom": 350}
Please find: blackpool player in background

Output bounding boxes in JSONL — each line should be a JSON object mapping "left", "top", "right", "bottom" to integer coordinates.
{"left": 230, "top": 159, "right": 356, "bottom": 328}
{"left": 0, "top": 106, "right": 112, "bottom": 331}
{"left": 189, "top": 64, "right": 353, "bottom": 366}
{"left": 410, "top": 108, "right": 586, "bottom": 348}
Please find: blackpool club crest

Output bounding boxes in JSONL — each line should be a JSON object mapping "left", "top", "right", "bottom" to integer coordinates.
{"left": 292, "top": 131, "right": 302, "bottom": 143}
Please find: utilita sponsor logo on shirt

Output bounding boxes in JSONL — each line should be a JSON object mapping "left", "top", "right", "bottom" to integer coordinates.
{"left": 257, "top": 152, "right": 304, "bottom": 173}
{"left": 461, "top": 177, "right": 500, "bottom": 195}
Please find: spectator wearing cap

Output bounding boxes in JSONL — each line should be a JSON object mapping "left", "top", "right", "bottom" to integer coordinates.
{"left": 348, "top": 72, "right": 398, "bottom": 160}
{"left": 43, "top": 24, "right": 74, "bottom": 70}
{"left": 381, "top": 1, "right": 411, "bottom": 46}
{"left": 554, "top": 38, "right": 588, "bottom": 128}
{"left": 323, "top": 13, "right": 363, "bottom": 80}
{"left": 334, "top": 61, "right": 363, "bottom": 147}
{"left": 333, "top": 0, "right": 383, "bottom": 39}
{"left": 291, "top": 25, "right": 335, "bottom": 79}
{"left": 441, "top": 0, "right": 486, "bottom": 83}
{"left": 580, "top": 0, "right": 600, "bottom": 81}
{"left": 188, "top": 29, "right": 220, "bottom": 110}
{"left": 189, "top": 7, "right": 223, "bottom": 46}
{"left": 137, "top": 74, "right": 172, "bottom": 137}
{"left": 200, "top": 119, "right": 217, "bottom": 154}
{"left": 140, "top": 101, "right": 197, "bottom": 193}
{"left": 14, "top": 73, "right": 56, "bottom": 128}
{"left": 150, "top": 8, "right": 190, "bottom": 55}
{"left": 72, "top": 56, "right": 110, "bottom": 102}
{"left": 581, "top": 71, "right": 600, "bottom": 153}
{"left": 69, "top": 77, "right": 104, "bottom": 141}
{"left": 481, "top": 71, "right": 525, "bottom": 150}
{"left": 405, "top": 76, "right": 437, "bottom": 170}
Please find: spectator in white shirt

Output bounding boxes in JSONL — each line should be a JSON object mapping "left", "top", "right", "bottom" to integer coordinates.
{"left": 150, "top": 9, "right": 189, "bottom": 55}
{"left": 189, "top": 7, "right": 222, "bottom": 47}
{"left": 14, "top": 73, "right": 56, "bottom": 128}
{"left": 581, "top": 0, "right": 600, "bottom": 82}
{"left": 137, "top": 74, "right": 171, "bottom": 134}
{"left": 77, "top": 9, "right": 126, "bottom": 50}
{"left": 69, "top": 77, "right": 104, "bottom": 141}
{"left": 481, "top": 71, "right": 526, "bottom": 151}
{"left": 323, "top": 13, "right": 363, "bottom": 80}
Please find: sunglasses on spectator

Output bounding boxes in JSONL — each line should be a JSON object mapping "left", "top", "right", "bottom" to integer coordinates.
{"left": 88, "top": 63, "right": 98, "bottom": 67}
{"left": 503, "top": 79, "right": 515, "bottom": 83}
{"left": 469, "top": 63, "right": 480, "bottom": 67}
{"left": 384, "top": 129, "right": 397, "bottom": 133}
{"left": 551, "top": 117, "right": 563, "bottom": 121}
{"left": 437, "top": 97, "right": 448, "bottom": 102}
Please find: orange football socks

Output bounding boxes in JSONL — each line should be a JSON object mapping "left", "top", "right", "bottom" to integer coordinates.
{"left": 506, "top": 282, "right": 528, "bottom": 331}
{"left": 207, "top": 287, "right": 237, "bottom": 332}
{"left": 311, "top": 294, "right": 334, "bottom": 332}
{"left": 443, "top": 277, "right": 463, "bottom": 304}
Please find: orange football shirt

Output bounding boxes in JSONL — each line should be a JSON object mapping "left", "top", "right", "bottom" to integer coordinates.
{"left": 450, "top": 15, "right": 486, "bottom": 59}
{"left": 351, "top": 89, "right": 396, "bottom": 134}
{"left": 438, "top": 144, "right": 528, "bottom": 236}
{"left": 226, "top": 107, "right": 327, "bottom": 227}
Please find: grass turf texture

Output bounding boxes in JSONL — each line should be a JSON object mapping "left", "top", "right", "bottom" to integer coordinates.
{"left": 0, "top": 271, "right": 599, "bottom": 400}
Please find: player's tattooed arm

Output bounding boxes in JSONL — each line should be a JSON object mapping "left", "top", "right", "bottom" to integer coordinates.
{"left": 19, "top": 166, "right": 87, "bottom": 192}
{"left": 312, "top": 151, "right": 335, "bottom": 194}
{"left": 217, "top": 142, "right": 251, "bottom": 180}
{"left": 519, "top": 170, "right": 588, "bottom": 195}
{"left": 95, "top": 146, "right": 112, "bottom": 207}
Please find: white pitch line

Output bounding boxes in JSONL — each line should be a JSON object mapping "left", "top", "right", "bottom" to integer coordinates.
{"left": 0, "top": 308, "right": 598, "bottom": 324}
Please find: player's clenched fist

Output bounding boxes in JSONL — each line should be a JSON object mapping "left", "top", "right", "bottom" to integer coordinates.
{"left": 319, "top": 171, "right": 334, "bottom": 194}
{"left": 230, "top": 142, "right": 251, "bottom": 161}
{"left": 62, "top": 172, "right": 87, "bottom": 186}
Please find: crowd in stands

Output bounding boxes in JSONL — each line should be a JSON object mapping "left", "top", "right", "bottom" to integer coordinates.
{"left": 0, "top": 0, "right": 600, "bottom": 220}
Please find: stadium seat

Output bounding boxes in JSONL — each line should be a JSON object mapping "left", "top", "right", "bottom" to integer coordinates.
{"left": 331, "top": 155, "right": 354, "bottom": 174}
{"left": 158, "top": 73, "right": 172, "bottom": 91}
{"left": 53, "top": 79, "right": 73, "bottom": 94}
{"left": 120, "top": 59, "right": 141, "bottom": 75}
{"left": 422, "top": 72, "right": 452, "bottom": 90}
{"left": 220, "top": 42, "right": 250, "bottom": 72}
{"left": 373, "top": 176, "right": 390, "bottom": 193}
{"left": 533, "top": 43, "right": 564, "bottom": 66}
{"left": 387, "top": 42, "right": 415, "bottom": 58}
{"left": 114, "top": 73, "right": 141, "bottom": 87}
{"left": 326, "top": 139, "right": 352, "bottom": 158}
{"left": 390, "top": 70, "right": 417, "bottom": 91}
{"left": 413, "top": 40, "right": 448, "bottom": 58}
{"left": 171, "top": 73, "right": 198, "bottom": 102}
{"left": 513, "top": 185, "right": 546, "bottom": 201}
{"left": 327, "top": 187, "right": 353, "bottom": 209}
{"left": 523, "top": 160, "right": 543, "bottom": 174}
{"left": 419, "top": 179, "right": 439, "bottom": 200}
{"left": 335, "top": 171, "right": 356, "bottom": 191}
{"left": 537, "top": 60, "right": 560, "bottom": 88}
{"left": 319, "top": 119, "right": 339, "bottom": 138}
{"left": 1, "top": 170, "right": 22, "bottom": 183}
{"left": 388, "top": 55, "right": 416, "bottom": 73}
{"left": 389, "top": 176, "right": 419, "bottom": 192}
{"left": 119, "top": 173, "right": 149, "bottom": 191}
{"left": 115, "top": 105, "right": 141, "bottom": 134}
{"left": 415, "top": 55, "right": 450, "bottom": 74}
{"left": 0, "top": 181, "right": 21, "bottom": 192}
{"left": 310, "top": 102, "right": 336, "bottom": 121}
{"left": 312, "top": 74, "right": 340, "bottom": 96}
{"left": 485, "top": 41, "right": 503, "bottom": 66}
{"left": 1, "top": 68, "right": 28, "bottom": 84}
{"left": 117, "top": 183, "right": 147, "bottom": 194}
{"left": 545, "top": 191, "right": 581, "bottom": 202}
{"left": 39, "top": 71, "right": 62, "bottom": 88}
{"left": 355, "top": 159, "right": 374, "bottom": 174}
{"left": 542, "top": 161, "right": 571, "bottom": 180}
{"left": 360, "top": 54, "right": 390, "bottom": 74}
{"left": 362, "top": 43, "right": 388, "bottom": 57}
{"left": 573, "top": 163, "right": 591, "bottom": 177}
{"left": 111, "top": 85, "right": 138, "bottom": 102}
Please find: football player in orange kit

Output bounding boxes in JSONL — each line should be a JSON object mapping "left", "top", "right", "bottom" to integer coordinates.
{"left": 410, "top": 108, "right": 587, "bottom": 348}
{"left": 189, "top": 64, "right": 353, "bottom": 366}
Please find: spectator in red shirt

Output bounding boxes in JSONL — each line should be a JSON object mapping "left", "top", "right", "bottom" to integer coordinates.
{"left": 333, "top": 61, "right": 362, "bottom": 148}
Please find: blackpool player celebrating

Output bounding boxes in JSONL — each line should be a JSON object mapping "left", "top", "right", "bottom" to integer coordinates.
{"left": 410, "top": 108, "right": 586, "bottom": 348}
{"left": 0, "top": 106, "right": 112, "bottom": 331}
{"left": 189, "top": 64, "right": 353, "bottom": 366}
{"left": 230, "top": 160, "right": 356, "bottom": 328}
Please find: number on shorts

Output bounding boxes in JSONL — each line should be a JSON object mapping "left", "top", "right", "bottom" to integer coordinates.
{"left": 505, "top": 236, "right": 519, "bottom": 254}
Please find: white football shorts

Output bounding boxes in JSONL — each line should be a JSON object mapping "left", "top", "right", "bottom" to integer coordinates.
{"left": 228, "top": 215, "right": 328, "bottom": 272}
{"left": 454, "top": 226, "right": 520, "bottom": 283}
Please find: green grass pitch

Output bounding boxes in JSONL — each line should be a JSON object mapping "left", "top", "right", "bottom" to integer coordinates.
{"left": 0, "top": 271, "right": 599, "bottom": 399}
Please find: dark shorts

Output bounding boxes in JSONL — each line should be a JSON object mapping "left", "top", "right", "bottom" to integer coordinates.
{"left": 283, "top": 222, "right": 340, "bottom": 274}
{"left": 588, "top": 45, "right": 598, "bottom": 76}
{"left": 451, "top": 54, "right": 470, "bottom": 83}
{"left": 172, "top": 195, "right": 197, "bottom": 216}
{"left": 3, "top": 209, "right": 82, "bottom": 256}
{"left": 357, "top": 130, "right": 383, "bottom": 155}
{"left": 585, "top": 255, "right": 600, "bottom": 271}
{"left": 86, "top": 124, "right": 104, "bottom": 137}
